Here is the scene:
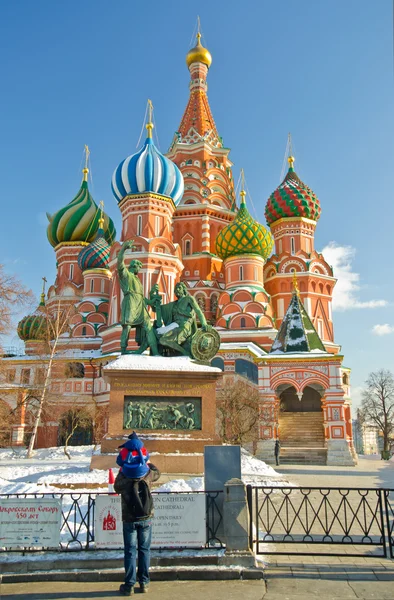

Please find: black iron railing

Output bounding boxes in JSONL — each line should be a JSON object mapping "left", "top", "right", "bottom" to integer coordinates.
{"left": 0, "top": 490, "right": 223, "bottom": 552}
{"left": 247, "top": 486, "right": 394, "bottom": 559}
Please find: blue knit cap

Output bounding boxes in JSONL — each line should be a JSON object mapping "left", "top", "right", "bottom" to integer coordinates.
{"left": 117, "top": 432, "right": 150, "bottom": 479}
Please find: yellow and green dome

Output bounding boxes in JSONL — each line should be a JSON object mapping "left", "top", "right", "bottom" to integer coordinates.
{"left": 47, "top": 170, "right": 116, "bottom": 248}
{"left": 17, "top": 296, "right": 48, "bottom": 342}
{"left": 216, "top": 189, "right": 273, "bottom": 260}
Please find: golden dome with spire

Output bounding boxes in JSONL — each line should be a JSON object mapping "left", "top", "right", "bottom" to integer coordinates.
{"left": 186, "top": 32, "right": 212, "bottom": 69}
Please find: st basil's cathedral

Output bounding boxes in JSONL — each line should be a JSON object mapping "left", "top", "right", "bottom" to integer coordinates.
{"left": 1, "top": 32, "right": 357, "bottom": 466}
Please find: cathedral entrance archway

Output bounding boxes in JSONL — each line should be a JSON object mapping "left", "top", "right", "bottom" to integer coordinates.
{"left": 277, "top": 383, "right": 326, "bottom": 465}
{"left": 278, "top": 384, "right": 324, "bottom": 413}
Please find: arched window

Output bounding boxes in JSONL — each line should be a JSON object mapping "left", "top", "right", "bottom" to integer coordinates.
{"left": 65, "top": 362, "right": 85, "bottom": 378}
{"left": 210, "top": 294, "right": 218, "bottom": 314}
{"left": 240, "top": 317, "right": 246, "bottom": 328}
{"left": 235, "top": 359, "right": 258, "bottom": 384}
{"left": 291, "top": 237, "right": 295, "bottom": 255}
{"left": 342, "top": 373, "right": 349, "bottom": 385}
{"left": 82, "top": 326, "right": 86, "bottom": 336}
{"left": 137, "top": 215, "right": 142, "bottom": 236}
{"left": 69, "top": 264, "right": 74, "bottom": 280}
{"left": 317, "top": 319, "right": 323, "bottom": 339}
{"left": 211, "top": 357, "right": 224, "bottom": 371}
{"left": 185, "top": 240, "right": 191, "bottom": 256}
{"left": 239, "top": 266, "right": 244, "bottom": 281}
{"left": 319, "top": 283, "right": 324, "bottom": 293}
{"left": 90, "top": 279, "right": 94, "bottom": 293}
{"left": 155, "top": 215, "right": 161, "bottom": 236}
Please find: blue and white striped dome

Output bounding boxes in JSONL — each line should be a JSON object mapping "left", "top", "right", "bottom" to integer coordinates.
{"left": 111, "top": 137, "right": 184, "bottom": 205}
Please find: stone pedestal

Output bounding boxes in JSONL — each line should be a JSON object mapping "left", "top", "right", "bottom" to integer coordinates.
{"left": 254, "top": 439, "right": 276, "bottom": 464}
{"left": 90, "top": 355, "right": 222, "bottom": 474}
{"left": 326, "top": 439, "right": 356, "bottom": 466}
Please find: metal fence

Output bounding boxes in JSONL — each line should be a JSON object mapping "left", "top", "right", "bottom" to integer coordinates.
{"left": 247, "top": 486, "right": 394, "bottom": 559}
{"left": 0, "top": 490, "right": 223, "bottom": 552}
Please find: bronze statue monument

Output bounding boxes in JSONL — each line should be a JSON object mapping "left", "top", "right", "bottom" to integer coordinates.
{"left": 117, "top": 240, "right": 220, "bottom": 361}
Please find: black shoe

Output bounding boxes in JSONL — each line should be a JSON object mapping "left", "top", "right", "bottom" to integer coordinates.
{"left": 119, "top": 584, "right": 133, "bottom": 596}
{"left": 140, "top": 584, "right": 149, "bottom": 593}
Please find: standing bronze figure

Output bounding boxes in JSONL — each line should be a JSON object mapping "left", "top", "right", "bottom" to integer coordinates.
{"left": 117, "top": 240, "right": 159, "bottom": 355}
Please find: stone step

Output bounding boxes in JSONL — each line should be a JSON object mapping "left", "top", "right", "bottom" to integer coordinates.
{"left": 279, "top": 446, "right": 327, "bottom": 465}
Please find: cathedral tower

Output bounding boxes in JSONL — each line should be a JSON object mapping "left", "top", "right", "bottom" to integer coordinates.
{"left": 102, "top": 106, "right": 184, "bottom": 354}
{"left": 264, "top": 155, "right": 338, "bottom": 352}
{"left": 46, "top": 150, "right": 115, "bottom": 313}
{"left": 167, "top": 29, "right": 236, "bottom": 323}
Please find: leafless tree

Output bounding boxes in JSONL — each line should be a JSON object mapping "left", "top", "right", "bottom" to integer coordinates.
{"left": 0, "top": 264, "right": 33, "bottom": 342}
{"left": 58, "top": 406, "right": 93, "bottom": 460}
{"left": 26, "top": 302, "right": 74, "bottom": 457}
{"left": 361, "top": 369, "right": 394, "bottom": 453}
{"left": 217, "top": 377, "right": 260, "bottom": 445}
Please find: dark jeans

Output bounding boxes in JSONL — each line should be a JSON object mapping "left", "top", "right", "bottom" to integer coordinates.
{"left": 275, "top": 454, "right": 280, "bottom": 466}
{"left": 123, "top": 519, "right": 152, "bottom": 589}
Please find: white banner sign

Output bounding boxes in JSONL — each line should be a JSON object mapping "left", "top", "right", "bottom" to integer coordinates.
{"left": 0, "top": 498, "right": 62, "bottom": 548}
{"left": 94, "top": 493, "right": 206, "bottom": 549}
{"left": 94, "top": 495, "right": 123, "bottom": 549}
{"left": 151, "top": 493, "right": 206, "bottom": 548}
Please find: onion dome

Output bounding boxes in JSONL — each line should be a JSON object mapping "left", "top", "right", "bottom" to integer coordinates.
{"left": 186, "top": 32, "right": 212, "bottom": 69}
{"left": 216, "top": 182, "right": 273, "bottom": 260}
{"left": 265, "top": 156, "right": 321, "bottom": 225}
{"left": 17, "top": 292, "right": 48, "bottom": 342}
{"left": 78, "top": 215, "right": 111, "bottom": 271}
{"left": 47, "top": 168, "right": 116, "bottom": 248}
{"left": 111, "top": 111, "right": 184, "bottom": 205}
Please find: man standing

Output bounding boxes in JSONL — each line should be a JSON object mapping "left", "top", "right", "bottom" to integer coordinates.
{"left": 114, "top": 433, "right": 160, "bottom": 595}
{"left": 117, "top": 240, "right": 159, "bottom": 355}
{"left": 274, "top": 438, "right": 281, "bottom": 466}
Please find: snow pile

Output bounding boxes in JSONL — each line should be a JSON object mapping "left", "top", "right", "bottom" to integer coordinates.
{"left": 0, "top": 444, "right": 96, "bottom": 461}
{"left": 0, "top": 444, "right": 288, "bottom": 496}
{"left": 156, "top": 477, "right": 204, "bottom": 493}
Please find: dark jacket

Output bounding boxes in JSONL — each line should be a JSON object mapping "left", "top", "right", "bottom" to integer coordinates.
{"left": 274, "top": 440, "right": 281, "bottom": 456}
{"left": 114, "top": 463, "right": 160, "bottom": 523}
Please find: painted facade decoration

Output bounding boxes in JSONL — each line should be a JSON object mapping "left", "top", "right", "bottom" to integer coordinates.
{"left": 0, "top": 30, "right": 356, "bottom": 465}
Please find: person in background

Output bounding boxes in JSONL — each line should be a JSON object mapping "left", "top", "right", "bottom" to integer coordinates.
{"left": 115, "top": 432, "right": 160, "bottom": 595}
{"left": 274, "top": 438, "right": 281, "bottom": 466}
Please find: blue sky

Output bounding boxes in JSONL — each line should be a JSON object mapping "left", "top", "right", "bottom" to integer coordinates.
{"left": 0, "top": 1, "right": 393, "bottom": 403}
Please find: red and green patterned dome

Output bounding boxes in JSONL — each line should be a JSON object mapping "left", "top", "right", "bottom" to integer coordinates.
{"left": 216, "top": 190, "right": 273, "bottom": 260}
{"left": 78, "top": 221, "right": 111, "bottom": 271}
{"left": 265, "top": 157, "right": 321, "bottom": 225}
{"left": 17, "top": 297, "right": 48, "bottom": 342}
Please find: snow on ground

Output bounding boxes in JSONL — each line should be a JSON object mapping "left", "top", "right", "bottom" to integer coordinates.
{"left": 0, "top": 444, "right": 289, "bottom": 556}
{"left": 0, "top": 444, "right": 287, "bottom": 495}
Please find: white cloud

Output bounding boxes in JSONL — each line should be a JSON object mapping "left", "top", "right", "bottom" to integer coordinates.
{"left": 321, "top": 242, "right": 387, "bottom": 311}
{"left": 372, "top": 324, "right": 394, "bottom": 336}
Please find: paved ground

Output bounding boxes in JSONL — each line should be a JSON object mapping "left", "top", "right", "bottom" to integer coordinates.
{"left": 2, "top": 568, "right": 394, "bottom": 600}
{"left": 0, "top": 580, "right": 265, "bottom": 600}
{"left": 273, "top": 455, "right": 394, "bottom": 488}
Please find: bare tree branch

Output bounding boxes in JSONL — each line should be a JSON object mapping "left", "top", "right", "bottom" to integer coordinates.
{"left": 360, "top": 369, "right": 394, "bottom": 453}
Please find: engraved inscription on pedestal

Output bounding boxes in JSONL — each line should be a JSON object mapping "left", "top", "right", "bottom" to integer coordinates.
{"left": 123, "top": 396, "right": 202, "bottom": 430}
